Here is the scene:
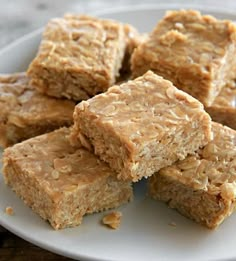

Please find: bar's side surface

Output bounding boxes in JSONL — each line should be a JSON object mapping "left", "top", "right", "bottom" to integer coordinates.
{"left": 148, "top": 173, "right": 235, "bottom": 229}
{"left": 206, "top": 85, "right": 236, "bottom": 130}
{"left": 206, "top": 107, "right": 236, "bottom": 130}
{"left": 2, "top": 128, "right": 132, "bottom": 229}
{"left": 27, "top": 15, "right": 127, "bottom": 101}
{"left": 0, "top": 72, "right": 75, "bottom": 147}
{"left": 148, "top": 122, "right": 236, "bottom": 228}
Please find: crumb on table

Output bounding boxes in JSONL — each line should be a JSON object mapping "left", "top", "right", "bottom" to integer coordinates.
{"left": 102, "top": 211, "right": 122, "bottom": 229}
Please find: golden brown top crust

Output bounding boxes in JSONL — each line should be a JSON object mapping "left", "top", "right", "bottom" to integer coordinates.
{"left": 67, "top": 15, "right": 141, "bottom": 55}
{"left": 159, "top": 122, "right": 236, "bottom": 200}
{"left": 153, "top": 10, "right": 236, "bottom": 63}
{"left": 76, "top": 71, "right": 211, "bottom": 150}
{"left": 210, "top": 84, "right": 236, "bottom": 108}
{"left": 3, "top": 128, "right": 116, "bottom": 201}
{"left": 134, "top": 9, "right": 236, "bottom": 72}
{"left": 28, "top": 14, "right": 125, "bottom": 75}
{"left": 0, "top": 72, "right": 75, "bottom": 127}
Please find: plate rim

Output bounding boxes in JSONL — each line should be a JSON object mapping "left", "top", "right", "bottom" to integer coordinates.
{"left": 1, "top": 3, "right": 236, "bottom": 261}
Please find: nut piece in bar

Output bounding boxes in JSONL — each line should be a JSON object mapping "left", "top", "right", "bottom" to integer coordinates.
{"left": 206, "top": 84, "right": 236, "bottom": 130}
{"left": 131, "top": 10, "right": 236, "bottom": 106}
{"left": 27, "top": 14, "right": 127, "bottom": 101}
{"left": 71, "top": 70, "right": 212, "bottom": 182}
{"left": 0, "top": 72, "right": 75, "bottom": 148}
{"left": 148, "top": 122, "right": 236, "bottom": 229}
{"left": 2, "top": 128, "right": 133, "bottom": 230}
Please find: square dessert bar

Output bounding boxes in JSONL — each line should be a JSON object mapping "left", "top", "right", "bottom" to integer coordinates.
{"left": 27, "top": 14, "right": 127, "bottom": 101}
{"left": 206, "top": 84, "right": 236, "bottom": 130}
{"left": 0, "top": 72, "right": 75, "bottom": 148}
{"left": 71, "top": 71, "right": 212, "bottom": 182}
{"left": 131, "top": 10, "right": 236, "bottom": 106}
{"left": 2, "top": 128, "right": 132, "bottom": 230}
{"left": 148, "top": 122, "right": 236, "bottom": 229}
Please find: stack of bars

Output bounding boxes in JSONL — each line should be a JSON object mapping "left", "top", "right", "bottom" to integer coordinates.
{"left": 2, "top": 9, "right": 236, "bottom": 231}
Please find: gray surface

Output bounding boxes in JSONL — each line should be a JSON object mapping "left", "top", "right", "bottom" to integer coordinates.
{"left": 0, "top": 0, "right": 236, "bottom": 49}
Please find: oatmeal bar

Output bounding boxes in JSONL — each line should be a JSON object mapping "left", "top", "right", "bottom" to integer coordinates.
{"left": 0, "top": 72, "right": 75, "bottom": 148}
{"left": 131, "top": 10, "right": 236, "bottom": 106}
{"left": 71, "top": 71, "right": 212, "bottom": 182}
{"left": 2, "top": 128, "right": 132, "bottom": 230}
{"left": 27, "top": 14, "right": 127, "bottom": 101}
{"left": 206, "top": 84, "right": 236, "bottom": 130}
{"left": 148, "top": 122, "right": 236, "bottom": 229}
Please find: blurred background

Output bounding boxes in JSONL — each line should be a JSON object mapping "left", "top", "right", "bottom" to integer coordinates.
{"left": 0, "top": 0, "right": 236, "bottom": 49}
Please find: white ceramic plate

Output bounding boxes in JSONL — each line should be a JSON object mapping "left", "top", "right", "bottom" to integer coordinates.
{"left": 1, "top": 4, "right": 236, "bottom": 261}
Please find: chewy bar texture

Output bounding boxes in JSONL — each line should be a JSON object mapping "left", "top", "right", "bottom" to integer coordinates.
{"left": 206, "top": 84, "right": 236, "bottom": 130}
{"left": 2, "top": 128, "right": 133, "bottom": 230}
{"left": 79, "top": 15, "right": 142, "bottom": 77}
{"left": 27, "top": 14, "right": 127, "bottom": 101}
{"left": 71, "top": 71, "right": 212, "bottom": 182}
{"left": 0, "top": 72, "right": 75, "bottom": 148}
{"left": 148, "top": 122, "right": 236, "bottom": 229}
{"left": 131, "top": 10, "right": 236, "bottom": 106}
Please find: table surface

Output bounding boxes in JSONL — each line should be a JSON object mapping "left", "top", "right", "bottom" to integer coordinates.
{"left": 1, "top": 0, "right": 236, "bottom": 260}
{"left": 0, "top": 227, "right": 72, "bottom": 260}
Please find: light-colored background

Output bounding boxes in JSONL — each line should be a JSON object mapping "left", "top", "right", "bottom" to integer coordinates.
{"left": 0, "top": 0, "right": 236, "bottom": 49}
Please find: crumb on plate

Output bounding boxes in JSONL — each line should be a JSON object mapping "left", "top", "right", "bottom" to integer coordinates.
{"left": 5, "top": 206, "right": 14, "bottom": 215}
{"left": 102, "top": 211, "right": 122, "bottom": 229}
